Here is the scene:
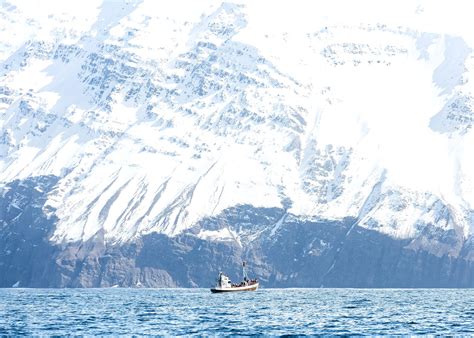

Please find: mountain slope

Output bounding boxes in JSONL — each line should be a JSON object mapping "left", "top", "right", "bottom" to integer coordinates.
{"left": 1, "top": 0, "right": 474, "bottom": 287}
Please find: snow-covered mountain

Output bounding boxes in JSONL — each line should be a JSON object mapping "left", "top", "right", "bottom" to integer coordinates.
{"left": 1, "top": 0, "right": 474, "bottom": 287}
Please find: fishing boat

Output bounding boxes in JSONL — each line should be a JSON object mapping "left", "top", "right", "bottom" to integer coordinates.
{"left": 210, "top": 262, "right": 259, "bottom": 293}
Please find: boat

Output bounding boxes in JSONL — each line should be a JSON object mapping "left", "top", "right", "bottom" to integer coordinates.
{"left": 210, "top": 261, "right": 259, "bottom": 293}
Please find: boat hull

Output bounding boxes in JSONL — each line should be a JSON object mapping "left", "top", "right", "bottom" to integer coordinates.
{"left": 210, "top": 283, "right": 259, "bottom": 293}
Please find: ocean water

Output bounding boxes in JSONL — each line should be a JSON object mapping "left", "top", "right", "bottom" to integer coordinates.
{"left": 1, "top": 288, "right": 473, "bottom": 335}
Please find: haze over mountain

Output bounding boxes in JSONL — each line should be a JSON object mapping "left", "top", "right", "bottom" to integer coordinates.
{"left": 1, "top": 0, "right": 474, "bottom": 287}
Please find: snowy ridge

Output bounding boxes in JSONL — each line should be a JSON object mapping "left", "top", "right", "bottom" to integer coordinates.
{"left": 1, "top": 1, "right": 474, "bottom": 245}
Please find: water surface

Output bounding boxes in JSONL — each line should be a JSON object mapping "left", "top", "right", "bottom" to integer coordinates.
{"left": 1, "top": 288, "right": 473, "bottom": 335}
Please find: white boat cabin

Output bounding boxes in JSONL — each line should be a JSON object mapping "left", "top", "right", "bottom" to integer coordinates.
{"left": 216, "top": 272, "right": 232, "bottom": 288}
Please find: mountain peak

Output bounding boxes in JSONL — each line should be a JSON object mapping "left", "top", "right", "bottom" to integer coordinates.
{"left": 0, "top": 0, "right": 473, "bottom": 246}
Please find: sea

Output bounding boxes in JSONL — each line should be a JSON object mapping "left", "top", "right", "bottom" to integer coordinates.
{"left": 1, "top": 288, "right": 473, "bottom": 335}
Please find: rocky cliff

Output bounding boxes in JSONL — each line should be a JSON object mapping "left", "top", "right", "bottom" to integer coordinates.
{"left": 1, "top": 1, "right": 474, "bottom": 287}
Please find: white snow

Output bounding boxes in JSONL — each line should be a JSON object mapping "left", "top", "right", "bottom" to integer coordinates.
{"left": 1, "top": 0, "right": 474, "bottom": 243}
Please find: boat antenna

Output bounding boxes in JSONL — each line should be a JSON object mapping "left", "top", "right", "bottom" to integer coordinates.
{"left": 242, "top": 261, "right": 249, "bottom": 281}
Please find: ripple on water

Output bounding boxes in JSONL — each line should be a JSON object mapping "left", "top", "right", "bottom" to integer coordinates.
{"left": 1, "top": 288, "right": 474, "bottom": 335}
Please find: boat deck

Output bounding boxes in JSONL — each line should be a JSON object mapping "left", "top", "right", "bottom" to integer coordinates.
{"left": 210, "top": 282, "right": 259, "bottom": 293}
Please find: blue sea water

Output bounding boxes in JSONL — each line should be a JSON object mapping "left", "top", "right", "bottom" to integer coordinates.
{"left": 1, "top": 288, "right": 473, "bottom": 335}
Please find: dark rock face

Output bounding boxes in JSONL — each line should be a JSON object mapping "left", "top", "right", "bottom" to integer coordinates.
{"left": 0, "top": 175, "right": 59, "bottom": 287}
{"left": 1, "top": 176, "right": 474, "bottom": 288}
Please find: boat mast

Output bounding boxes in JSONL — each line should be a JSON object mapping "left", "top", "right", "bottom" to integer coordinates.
{"left": 242, "top": 261, "right": 248, "bottom": 281}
